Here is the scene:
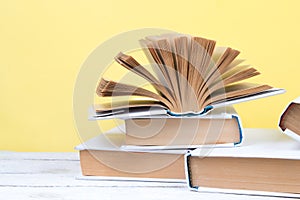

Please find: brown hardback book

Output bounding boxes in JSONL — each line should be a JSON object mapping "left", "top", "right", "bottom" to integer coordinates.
{"left": 185, "top": 129, "right": 300, "bottom": 195}
{"left": 279, "top": 97, "right": 300, "bottom": 142}
{"left": 75, "top": 127, "right": 188, "bottom": 181}
{"left": 92, "top": 33, "right": 284, "bottom": 119}
{"left": 124, "top": 106, "right": 242, "bottom": 147}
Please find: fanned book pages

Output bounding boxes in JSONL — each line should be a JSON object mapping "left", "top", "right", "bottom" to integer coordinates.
{"left": 93, "top": 34, "right": 285, "bottom": 118}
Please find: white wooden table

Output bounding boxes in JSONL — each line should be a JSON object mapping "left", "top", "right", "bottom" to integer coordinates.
{"left": 0, "top": 151, "right": 298, "bottom": 200}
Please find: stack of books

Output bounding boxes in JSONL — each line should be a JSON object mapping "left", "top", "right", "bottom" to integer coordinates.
{"left": 76, "top": 33, "right": 300, "bottom": 196}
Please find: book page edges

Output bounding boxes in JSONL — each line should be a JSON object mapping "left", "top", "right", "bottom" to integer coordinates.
{"left": 211, "top": 88, "right": 285, "bottom": 109}
{"left": 184, "top": 133, "right": 300, "bottom": 197}
{"left": 89, "top": 108, "right": 167, "bottom": 120}
{"left": 89, "top": 88, "right": 285, "bottom": 119}
{"left": 122, "top": 110, "right": 244, "bottom": 150}
{"left": 279, "top": 95, "right": 300, "bottom": 142}
{"left": 78, "top": 108, "right": 243, "bottom": 151}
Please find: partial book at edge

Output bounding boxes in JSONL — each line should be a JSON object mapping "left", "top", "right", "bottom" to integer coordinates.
{"left": 279, "top": 96, "right": 300, "bottom": 142}
{"left": 185, "top": 129, "right": 300, "bottom": 197}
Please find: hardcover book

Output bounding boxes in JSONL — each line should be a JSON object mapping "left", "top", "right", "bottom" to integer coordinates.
{"left": 75, "top": 126, "right": 188, "bottom": 182}
{"left": 123, "top": 106, "right": 243, "bottom": 147}
{"left": 279, "top": 96, "right": 300, "bottom": 142}
{"left": 185, "top": 129, "right": 300, "bottom": 196}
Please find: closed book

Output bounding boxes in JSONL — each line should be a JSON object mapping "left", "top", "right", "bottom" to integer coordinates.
{"left": 75, "top": 127, "right": 188, "bottom": 182}
{"left": 185, "top": 129, "right": 300, "bottom": 196}
{"left": 124, "top": 106, "right": 243, "bottom": 147}
{"left": 279, "top": 96, "right": 300, "bottom": 142}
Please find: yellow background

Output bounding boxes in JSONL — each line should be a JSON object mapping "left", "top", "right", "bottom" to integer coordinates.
{"left": 1, "top": 0, "right": 299, "bottom": 151}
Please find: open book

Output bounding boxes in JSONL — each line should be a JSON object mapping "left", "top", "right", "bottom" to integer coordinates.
{"left": 94, "top": 34, "right": 284, "bottom": 117}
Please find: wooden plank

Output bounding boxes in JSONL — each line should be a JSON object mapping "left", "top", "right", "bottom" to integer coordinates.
{"left": 0, "top": 151, "right": 79, "bottom": 160}
{"left": 0, "top": 153, "right": 186, "bottom": 187}
{"left": 0, "top": 159, "right": 80, "bottom": 174}
{"left": 0, "top": 174, "right": 186, "bottom": 187}
{"left": 0, "top": 187, "right": 290, "bottom": 200}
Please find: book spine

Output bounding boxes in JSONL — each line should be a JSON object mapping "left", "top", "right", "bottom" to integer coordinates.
{"left": 184, "top": 151, "right": 198, "bottom": 191}
{"left": 232, "top": 114, "right": 243, "bottom": 146}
